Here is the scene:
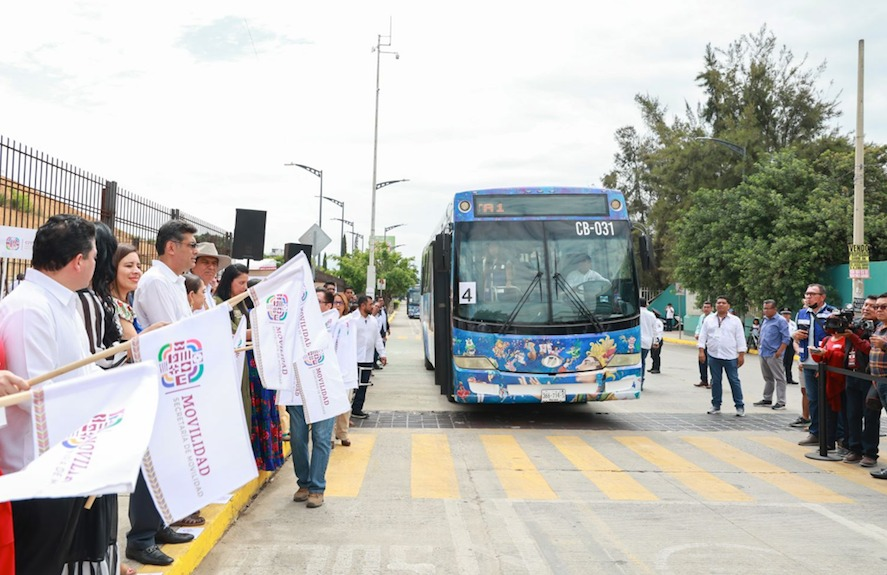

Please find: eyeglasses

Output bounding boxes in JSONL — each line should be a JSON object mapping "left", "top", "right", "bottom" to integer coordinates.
{"left": 804, "top": 292, "right": 823, "bottom": 296}
{"left": 176, "top": 240, "right": 198, "bottom": 249}
{"left": 873, "top": 304, "right": 887, "bottom": 310}
{"left": 334, "top": 302, "right": 344, "bottom": 307}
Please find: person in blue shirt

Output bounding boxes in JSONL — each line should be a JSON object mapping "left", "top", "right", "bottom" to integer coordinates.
{"left": 752, "top": 300, "right": 791, "bottom": 410}
{"left": 794, "top": 284, "right": 837, "bottom": 445}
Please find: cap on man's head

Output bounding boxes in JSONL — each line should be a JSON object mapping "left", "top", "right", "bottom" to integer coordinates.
{"left": 194, "top": 242, "right": 232, "bottom": 268}
{"left": 779, "top": 307, "right": 792, "bottom": 315}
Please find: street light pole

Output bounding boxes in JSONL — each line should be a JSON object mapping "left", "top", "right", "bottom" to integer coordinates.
{"left": 383, "top": 223, "right": 405, "bottom": 248}
{"left": 367, "top": 26, "right": 400, "bottom": 298}
{"left": 284, "top": 162, "right": 324, "bottom": 266}
{"left": 324, "top": 196, "right": 346, "bottom": 257}
{"left": 693, "top": 137, "right": 746, "bottom": 176}
{"left": 331, "top": 217, "right": 355, "bottom": 255}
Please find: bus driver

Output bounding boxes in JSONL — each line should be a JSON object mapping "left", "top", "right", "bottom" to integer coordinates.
{"left": 566, "top": 254, "right": 609, "bottom": 292}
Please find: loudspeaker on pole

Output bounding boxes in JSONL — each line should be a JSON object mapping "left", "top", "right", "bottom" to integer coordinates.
{"left": 231, "top": 209, "right": 267, "bottom": 260}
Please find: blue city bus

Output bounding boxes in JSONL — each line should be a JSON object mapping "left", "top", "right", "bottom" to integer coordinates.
{"left": 407, "top": 287, "right": 421, "bottom": 318}
{"left": 420, "top": 187, "right": 647, "bottom": 404}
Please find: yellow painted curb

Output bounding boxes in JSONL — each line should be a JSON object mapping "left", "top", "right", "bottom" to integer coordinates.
{"left": 135, "top": 441, "right": 292, "bottom": 574}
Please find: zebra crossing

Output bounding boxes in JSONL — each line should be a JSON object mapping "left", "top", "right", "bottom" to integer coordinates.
{"left": 323, "top": 429, "right": 885, "bottom": 505}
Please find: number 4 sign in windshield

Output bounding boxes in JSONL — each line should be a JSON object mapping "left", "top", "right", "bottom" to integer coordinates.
{"left": 459, "top": 282, "right": 476, "bottom": 304}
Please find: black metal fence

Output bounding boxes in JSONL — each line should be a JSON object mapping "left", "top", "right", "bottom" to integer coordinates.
{"left": 0, "top": 136, "right": 231, "bottom": 291}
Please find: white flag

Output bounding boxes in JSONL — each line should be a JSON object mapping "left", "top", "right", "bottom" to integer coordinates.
{"left": 232, "top": 314, "right": 248, "bottom": 383}
{"left": 291, "top": 260, "right": 350, "bottom": 423}
{"left": 248, "top": 253, "right": 307, "bottom": 390}
{"left": 132, "top": 306, "right": 257, "bottom": 525}
{"left": 333, "top": 314, "right": 358, "bottom": 390}
{"left": 0, "top": 362, "right": 159, "bottom": 501}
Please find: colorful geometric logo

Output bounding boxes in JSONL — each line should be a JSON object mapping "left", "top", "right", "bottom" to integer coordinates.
{"left": 5, "top": 236, "right": 20, "bottom": 251}
{"left": 158, "top": 339, "right": 205, "bottom": 388}
{"left": 266, "top": 293, "right": 289, "bottom": 322}
{"left": 62, "top": 409, "right": 125, "bottom": 448}
{"left": 303, "top": 349, "right": 325, "bottom": 367}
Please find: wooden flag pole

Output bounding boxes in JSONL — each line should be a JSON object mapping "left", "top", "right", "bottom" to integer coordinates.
{"left": 0, "top": 290, "right": 253, "bottom": 409}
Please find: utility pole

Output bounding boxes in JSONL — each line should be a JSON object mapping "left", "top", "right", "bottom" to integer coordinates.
{"left": 850, "top": 39, "right": 867, "bottom": 310}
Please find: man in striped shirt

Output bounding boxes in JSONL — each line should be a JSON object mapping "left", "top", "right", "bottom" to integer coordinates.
{"left": 867, "top": 293, "right": 887, "bottom": 479}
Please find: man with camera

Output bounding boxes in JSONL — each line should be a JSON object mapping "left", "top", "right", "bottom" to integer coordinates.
{"left": 839, "top": 297, "right": 879, "bottom": 466}
{"left": 794, "top": 284, "right": 837, "bottom": 445}
{"left": 867, "top": 293, "right": 887, "bottom": 479}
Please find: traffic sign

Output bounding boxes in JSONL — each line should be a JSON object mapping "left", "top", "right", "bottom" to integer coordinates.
{"left": 299, "top": 224, "right": 332, "bottom": 252}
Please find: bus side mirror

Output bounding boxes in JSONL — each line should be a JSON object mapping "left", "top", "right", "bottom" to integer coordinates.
{"left": 639, "top": 234, "right": 655, "bottom": 272}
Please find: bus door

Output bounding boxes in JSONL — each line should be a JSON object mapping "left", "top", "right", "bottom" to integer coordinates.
{"left": 432, "top": 231, "right": 453, "bottom": 398}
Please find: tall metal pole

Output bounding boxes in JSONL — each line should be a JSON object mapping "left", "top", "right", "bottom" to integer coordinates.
{"left": 284, "top": 162, "right": 324, "bottom": 267}
{"left": 367, "top": 27, "right": 398, "bottom": 297}
{"left": 851, "top": 39, "right": 866, "bottom": 309}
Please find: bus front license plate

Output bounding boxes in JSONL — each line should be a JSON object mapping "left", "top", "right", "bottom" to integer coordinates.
{"left": 541, "top": 389, "right": 566, "bottom": 403}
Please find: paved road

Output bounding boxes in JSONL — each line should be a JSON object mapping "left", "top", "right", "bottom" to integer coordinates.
{"left": 193, "top": 314, "right": 887, "bottom": 575}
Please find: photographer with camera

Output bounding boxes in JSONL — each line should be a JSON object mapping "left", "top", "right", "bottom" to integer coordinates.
{"left": 842, "top": 296, "right": 879, "bottom": 466}
{"left": 795, "top": 284, "right": 837, "bottom": 446}
{"left": 807, "top": 310, "right": 860, "bottom": 451}
{"left": 867, "top": 293, "right": 887, "bottom": 479}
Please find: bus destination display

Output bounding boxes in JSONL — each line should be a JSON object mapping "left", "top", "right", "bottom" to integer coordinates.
{"left": 473, "top": 194, "right": 610, "bottom": 217}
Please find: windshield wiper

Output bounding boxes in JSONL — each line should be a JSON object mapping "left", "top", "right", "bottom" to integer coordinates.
{"left": 501, "top": 271, "right": 543, "bottom": 333}
{"left": 552, "top": 272, "right": 603, "bottom": 332}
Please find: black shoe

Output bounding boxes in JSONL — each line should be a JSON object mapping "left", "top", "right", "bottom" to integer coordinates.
{"left": 871, "top": 468, "right": 887, "bottom": 479}
{"left": 351, "top": 410, "right": 369, "bottom": 419}
{"left": 156, "top": 526, "right": 195, "bottom": 545}
{"left": 648, "top": 370, "right": 660, "bottom": 374}
{"left": 752, "top": 399, "right": 772, "bottom": 407}
{"left": 126, "top": 545, "right": 173, "bottom": 566}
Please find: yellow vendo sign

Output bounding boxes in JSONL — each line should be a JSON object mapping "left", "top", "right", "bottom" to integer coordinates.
{"left": 849, "top": 244, "right": 870, "bottom": 279}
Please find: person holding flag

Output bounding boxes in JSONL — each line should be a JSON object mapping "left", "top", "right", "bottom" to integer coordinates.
{"left": 0, "top": 214, "right": 101, "bottom": 574}
{"left": 352, "top": 295, "right": 387, "bottom": 419}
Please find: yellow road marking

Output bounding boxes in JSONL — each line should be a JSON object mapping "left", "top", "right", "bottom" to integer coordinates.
{"left": 325, "top": 433, "right": 376, "bottom": 497}
{"left": 548, "top": 436, "right": 657, "bottom": 500}
{"left": 753, "top": 435, "right": 887, "bottom": 496}
{"left": 616, "top": 436, "right": 751, "bottom": 501}
{"left": 481, "top": 435, "right": 557, "bottom": 500}
{"left": 684, "top": 436, "right": 851, "bottom": 503}
{"left": 412, "top": 434, "right": 460, "bottom": 499}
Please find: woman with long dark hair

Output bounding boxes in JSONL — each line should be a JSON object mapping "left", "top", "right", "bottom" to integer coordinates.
{"left": 109, "top": 243, "right": 143, "bottom": 340}
{"left": 215, "top": 264, "right": 283, "bottom": 471}
{"left": 66, "top": 222, "right": 135, "bottom": 575}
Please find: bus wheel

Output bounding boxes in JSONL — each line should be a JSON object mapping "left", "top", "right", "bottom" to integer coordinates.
{"left": 424, "top": 357, "right": 434, "bottom": 371}
{"left": 447, "top": 394, "right": 456, "bottom": 403}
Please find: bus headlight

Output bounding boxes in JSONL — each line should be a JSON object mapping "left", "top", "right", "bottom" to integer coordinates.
{"left": 453, "top": 356, "right": 498, "bottom": 370}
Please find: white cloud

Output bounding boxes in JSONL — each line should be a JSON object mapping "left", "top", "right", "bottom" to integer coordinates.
{"left": 0, "top": 0, "right": 884, "bottom": 272}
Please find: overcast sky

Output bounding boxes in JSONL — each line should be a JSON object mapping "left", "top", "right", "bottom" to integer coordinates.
{"left": 1, "top": 1, "right": 884, "bottom": 268}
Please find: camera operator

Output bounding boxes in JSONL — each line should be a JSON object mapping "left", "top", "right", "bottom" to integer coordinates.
{"left": 808, "top": 311, "right": 859, "bottom": 451}
{"left": 867, "top": 292, "right": 887, "bottom": 479}
{"left": 839, "top": 297, "right": 878, "bottom": 466}
{"left": 795, "top": 284, "right": 837, "bottom": 446}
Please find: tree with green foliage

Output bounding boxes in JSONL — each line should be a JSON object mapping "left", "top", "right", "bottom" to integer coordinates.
{"left": 603, "top": 26, "right": 847, "bottom": 296}
{"left": 672, "top": 145, "right": 887, "bottom": 310}
{"left": 332, "top": 245, "right": 418, "bottom": 300}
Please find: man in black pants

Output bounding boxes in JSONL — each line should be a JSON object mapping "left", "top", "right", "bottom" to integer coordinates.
{"left": 352, "top": 295, "right": 387, "bottom": 418}
{"left": 780, "top": 308, "right": 799, "bottom": 385}
{"left": 694, "top": 301, "right": 713, "bottom": 388}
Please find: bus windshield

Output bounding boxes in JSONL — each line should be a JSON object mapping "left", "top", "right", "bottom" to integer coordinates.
{"left": 407, "top": 288, "right": 421, "bottom": 305}
{"left": 454, "top": 220, "right": 638, "bottom": 326}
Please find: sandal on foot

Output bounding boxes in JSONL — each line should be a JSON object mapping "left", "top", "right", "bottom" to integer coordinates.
{"left": 171, "top": 511, "right": 205, "bottom": 527}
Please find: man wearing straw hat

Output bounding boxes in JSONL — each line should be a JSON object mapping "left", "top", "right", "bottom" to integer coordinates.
{"left": 127, "top": 219, "right": 200, "bottom": 566}
{"left": 191, "top": 242, "right": 231, "bottom": 310}
{"left": 0, "top": 214, "right": 100, "bottom": 574}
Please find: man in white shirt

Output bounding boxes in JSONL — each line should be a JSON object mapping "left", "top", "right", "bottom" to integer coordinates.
{"left": 352, "top": 295, "right": 387, "bottom": 419}
{"left": 639, "top": 298, "right": 661, "bottom": 391}
{"left": 128, "top": 219, "right": 199, "bottom": 566}
{"left": 566, "top": 254, "right": 610, "bottom": 294}
{"left": 0, "top": 214, "right": 98, "bottom": 574}
{"left": 697, "top": 295, "right": 748, "bottom": 416}
{"left": 694, "top": 301, "right": 713, "bottom": 388}
{"left": 190, "top": 242, "right": 231, "bottom": 309}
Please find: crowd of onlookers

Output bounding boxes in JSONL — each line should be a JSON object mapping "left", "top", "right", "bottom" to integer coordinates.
{"left": 0, "top": 215, "right": 394, "bottom": 573}
{"left": 648, "top": 286, "right": 887, "bottom": 479}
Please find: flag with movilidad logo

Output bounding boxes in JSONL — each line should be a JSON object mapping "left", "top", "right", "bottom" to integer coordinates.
{"left": 333, "top": 314, "right": 358, "bottom": 390}
{"left": 248, "top": 252, "right": 308, "bottom": 390}
{"left": 131, "top": 306, "right": 257, "bottom": 525}
{"left": 0, "top": 362, "right": 159, "bottom": 501}
{"left": 276, "top": 257, "right": 350, "bottom": 423}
